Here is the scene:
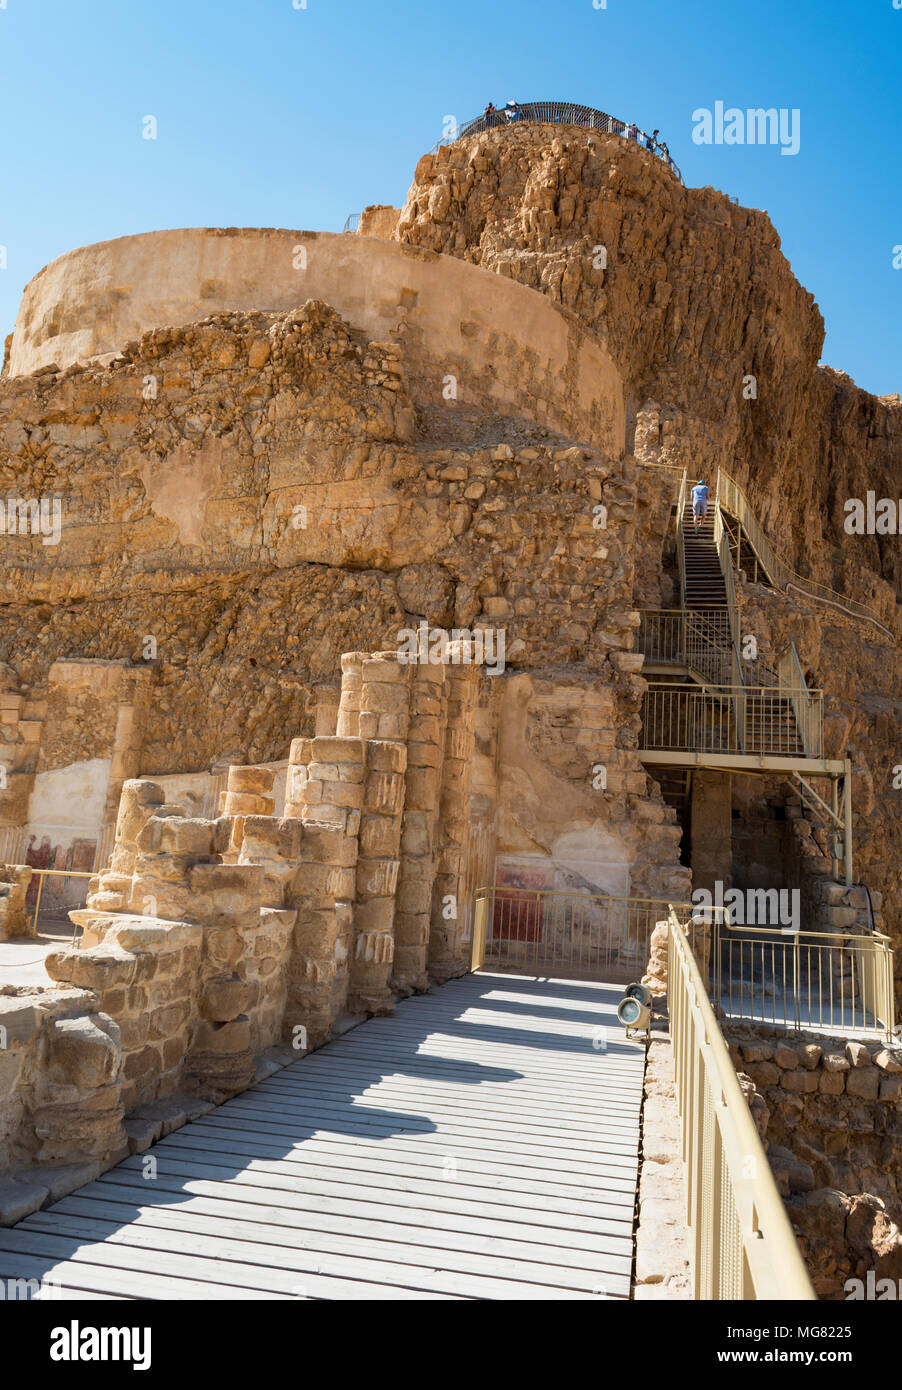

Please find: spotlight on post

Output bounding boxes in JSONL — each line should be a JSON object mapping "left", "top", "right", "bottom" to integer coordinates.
{"left": 617, "top": 981, "right": 652, "bottom": 1039}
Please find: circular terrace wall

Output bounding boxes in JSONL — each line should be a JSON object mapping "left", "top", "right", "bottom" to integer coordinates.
{"left": 9, "top": 229, "right": 625, "bottom": 453}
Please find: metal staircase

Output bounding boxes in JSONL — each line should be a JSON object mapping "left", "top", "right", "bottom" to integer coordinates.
{"left": 637, "top": 463, "right": 855, "bottom": 881}
{"left": 681, "top": 496, "right": 729, "bottom": 608}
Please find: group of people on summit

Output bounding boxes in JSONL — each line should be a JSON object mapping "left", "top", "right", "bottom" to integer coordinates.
{"left": 480, "top": 102, "right": 672, "bottom": 166}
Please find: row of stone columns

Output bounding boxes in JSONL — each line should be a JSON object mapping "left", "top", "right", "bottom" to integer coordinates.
{"left": 76, "top": 641, "right": 483, "bottom": 1088}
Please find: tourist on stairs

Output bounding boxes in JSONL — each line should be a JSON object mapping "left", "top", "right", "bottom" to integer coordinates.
{"left": 691, "top": 479, "right": 710, "bottom": 532}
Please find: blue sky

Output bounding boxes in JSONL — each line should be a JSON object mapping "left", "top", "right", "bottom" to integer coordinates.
{"left": 0, "top": 0, "right": 899, "bottom": 394}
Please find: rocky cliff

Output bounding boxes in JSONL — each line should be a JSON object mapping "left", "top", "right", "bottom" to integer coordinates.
{"left": 396, "top": 126, "right": 902, "bottom": 628}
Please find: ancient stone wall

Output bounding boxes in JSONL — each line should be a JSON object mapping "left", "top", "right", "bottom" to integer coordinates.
{"left": 6, "top": 229, "right": 624, "bottom": 455}
{"left": 0, "top": 984, "right": 125, "bottom": 1174}
{"left": 728, "top": 1025, "right": 902, "bottom": 1299}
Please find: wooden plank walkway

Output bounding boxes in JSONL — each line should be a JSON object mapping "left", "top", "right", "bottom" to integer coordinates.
{"left": 0, "top": 971, "right": 646, "bottom": 1299}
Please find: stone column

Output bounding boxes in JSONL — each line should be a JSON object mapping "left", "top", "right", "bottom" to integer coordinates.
{"left": 313, "top": 684, "right": 341, "bottom": 737}
{"left": 221, "top": 764, "right": 275, "bottom": 861}
{"left": 347, "top": 740, "right": 407, "bottom": 1015}
{"left": 85, "top": 779, "right": 165, "bottom": 918}
{"left": 429, "top": 654, "right": 479, "bottom": 982}
{"left": 358, "top": 651, "right": 411, "bottom": 741}
{"left": 285, "top": 735, "right": 364, "bottom": 1042}
{"left": 393, "top": 660, "right": 446, "bottom": 993}
{"left": 237, "top": 816, "right": 303, "bottom": 1051}
{"left": 336, "top": 653, "right": 366, "bottom": 737}
{"left": 130, "top": 812, "right": 259, "bottom": 1098}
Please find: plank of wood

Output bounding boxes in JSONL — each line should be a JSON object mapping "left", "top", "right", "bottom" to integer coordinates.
{"left": 44, "top": 1183, "right": 633, "bottom": 1275}
{"left": 83, "top": 1172, "right": 632, "bottom": 1258}
{"left": 144, "top": 1140, "right": 637, "bottom": 1236}
{"left": 0, "top": 1226, "right": 459, "bottom": 1300}
{"left": 23, "top": 1207, "right": 628, "bottom": 1298}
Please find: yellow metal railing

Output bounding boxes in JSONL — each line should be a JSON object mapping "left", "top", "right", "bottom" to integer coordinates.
{"left": 713, "top": 918, "right": 895, "bottom": 1042}
{"left": 470, "top": 890, "right": 489, "bottom": 971}
{"left": 641, "top": 682, "right": 821, "bottom": 758}
{"left": 668, "top": 912, "right": 816, "bottom": 1300}
{"left": 470, "top": 887, "right": 704, "bottom": 982}
{"left": 777, "top": 645, "right": 823, "bottom": 761}
{"left": 850, "top": 933, "right": 896, "bottom": 1041}
{"left": 28, "top": 868, "right": 94, "bottom": 944}
{"left": 676, "top": 467, "right": 688, "bottom": 608}
{"left": 715, "top": 469, "right": 892, "bottom": 637}
{"left": 637, "top": 609, "right": 732, "bottom": 683}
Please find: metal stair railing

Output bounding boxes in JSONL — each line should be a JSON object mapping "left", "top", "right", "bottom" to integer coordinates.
{"left": 715, "top": 468, "right": 892, "bottom": 638}
{"left": 637, "top": 609, "right": 732, "bottom": 683}
{"left": 675, "top": 467, "right": 688, "bottom": 610}
{"left": 640, "top": 681, "right": 822, "bottom": 758}
{"left": 777, "top": 645, "right": 822, "bottom": 760}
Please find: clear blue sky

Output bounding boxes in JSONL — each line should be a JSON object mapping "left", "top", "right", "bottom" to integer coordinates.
{"left": 0, "top": 0, "right": 899, "bottom": 394}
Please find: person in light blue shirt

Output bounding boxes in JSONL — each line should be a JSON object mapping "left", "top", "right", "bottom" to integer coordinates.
{"left": 691, "top": 480, "right": 710, "bottom": 532}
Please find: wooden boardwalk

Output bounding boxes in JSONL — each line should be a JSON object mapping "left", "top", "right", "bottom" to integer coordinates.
{"left": 0, "top": 972, "right": 646, "bottom": 1299}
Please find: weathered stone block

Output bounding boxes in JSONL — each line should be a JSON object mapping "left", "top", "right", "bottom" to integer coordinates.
{"left": 192, "top": 1017, "right": 251, "bottom": 1054}
{"left": 47, "top": 1015, "right": 120, "bottom": 1089}
{"left": 846, "top": 1067, "right": 880, "bottom": 1100}
{"left": 846, "top": 1041, "right": 872, "bottom": 1068}
{"left": 745, "top": 1060, "right": 780, "bottom": 1088}
{"left": 818, "top": 1069, "right": 846, "bottom": 1096}
{"left": 353, "top": 897, "right": 394, "bottom": 935}
{"left": 822, "top": 1052, "right": 850, "bottom": 1073}
{"left": 308, "top": 736, "right": 366, "bottom": 764}
{"left": 0, "top": 997, "right": 40, "bottom": 1048}
{"left": 356, "top": 858, "right": 400, "bottom": 899}
{"left": 879, "top": 1074, "right": 902, "bottom": 1101}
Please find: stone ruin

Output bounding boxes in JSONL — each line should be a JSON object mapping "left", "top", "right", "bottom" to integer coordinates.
{"left": 0, "top": 119, "right": 898, "bottom": 1272}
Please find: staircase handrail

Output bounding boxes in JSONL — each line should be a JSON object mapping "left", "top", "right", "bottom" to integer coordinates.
{"left": 777, "top": 643, "right": 822, "bottom": 759}
{"left": 716, "top": 469, "right": 892, "bottom": 638}
{"left": 676, "top": 468, "right": 688, "bottom": 609}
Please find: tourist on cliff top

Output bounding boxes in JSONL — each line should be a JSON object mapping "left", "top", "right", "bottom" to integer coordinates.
{"left": 505, "top": 100, "right": 521, "bottom": 123}
{"left": 627, "top": 122, "right": 639, "bottom": 141}
{"left": 649, "top": 129, "right": 660, "bottom": 151}
{"left": 691, "top": 480, "right": 710, "bottom": 533}
{"left": 483, "top": 102, "right": 497, "bottom": 126}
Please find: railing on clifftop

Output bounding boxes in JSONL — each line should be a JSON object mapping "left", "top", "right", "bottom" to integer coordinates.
{"left": 433, "top": 102, "right": 684, "bottom": 183}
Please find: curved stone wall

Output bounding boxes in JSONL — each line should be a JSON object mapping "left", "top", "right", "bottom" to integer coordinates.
{"left": 8, "top": 228, "right": 624, "bottom": 453}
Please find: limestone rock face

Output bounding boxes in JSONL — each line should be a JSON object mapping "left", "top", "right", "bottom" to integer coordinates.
{"left": 397, "top": 126, "right": 902, "bottom": 627}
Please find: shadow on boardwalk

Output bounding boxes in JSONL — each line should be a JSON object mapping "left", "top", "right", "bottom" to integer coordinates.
{"left": 0, "top": 974, "right": 644, "bottom": 1300}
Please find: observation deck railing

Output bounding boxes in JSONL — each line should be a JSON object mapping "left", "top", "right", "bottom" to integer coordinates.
{"left": 434, "top": 102, "right": 683, "bottom": 183}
